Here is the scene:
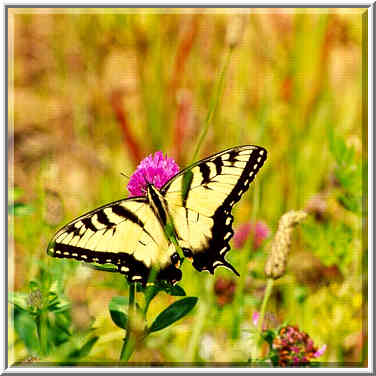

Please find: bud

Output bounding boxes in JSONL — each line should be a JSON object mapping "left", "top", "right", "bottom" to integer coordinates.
{"left": 27, "top": 289, "right": 43, "bottom": 310}
{"left": 265, "top": 211, "right": 307, "bottom": 279}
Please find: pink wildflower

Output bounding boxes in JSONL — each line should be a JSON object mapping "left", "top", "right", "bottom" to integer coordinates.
{"left": 273, "top": 325, "right": 326, "bottom": 366}
{"left": 233, "top": 221, "right": 270, "bottom": 249}
{"left": 127, "top": 152, "right": 180, "bottom": 197}
{"left": 251, "top": 311, "right": 277, "bottom": 330}
{"left": 253, "top": 221, "right": 270, "bottom": 248}
{"left": 313, "top": 344, "right": 327, "bottom": 358}
{"left": 292, "top": 356, "right": 300, "bottom": 365}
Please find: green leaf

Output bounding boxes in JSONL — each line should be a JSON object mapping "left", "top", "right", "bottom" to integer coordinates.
{"left": 9, "top": 292, "right": 29, "bottom": 312}
{"left": 338, "top": 193, "right": 362, "bottom": 214}
{"left": 144, "top": 284, "right": 160, "bottom": 304}
{"left": 164, "top": 222, "right": 176, "bottom": 240}
{"left": 29, "top": 281, "right": 40, "bottom": 291}
{"left": 54, "top": 312, "right": 72, "bottom": 336}
{"left": 84, "top": 263, "right": 118, "bottom": 273}
{"left": 68, "top": 336, "right": 99, "bottom": 359}
{"left": 163, "top": 284, "right": 186, "bottom": 297}
{"left": 270, "top": 352, "right": 280, "bottom": 366}
{"left": 261, "top": 329, "right": 276, "bottom": 347}
{"left": 181, "top": 170, "right": 193, "bottom": 203}
{"left": 148, "top": 296, "right": 198, "bottom": 333}
{"left": 10, "top": 202, "right": 34, "bottom": 216}
{"left": 109, "top": 296, "right": 128, "bottom": 329}
{"left": 302, "top": 219, "right": 353, "bottom": 271}
{"left": 47, "top": 293, "right": 71, "bottom": 313}
{"left": 13, "top": 309, "right": 40, "bottom": 355}
{"left": 149, "top": 281, "right": 186, "bottom": 297}
{"left": 12, "top": 186, "right": 24, "bottom": 201}
{"left": 294, "top": 285, "right": 308, "bottom": 304}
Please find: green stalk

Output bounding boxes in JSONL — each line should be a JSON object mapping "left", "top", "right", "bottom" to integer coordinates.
{"left": 36, "top": 310, "right": 48, "bottom": 357}
{"left": 184, "top": 47, "right": 233, "bottom": 361}
{"left": 231, "top": 237, "right": 253, "bottom": 339}
{"left": 120, "top": 282, "right": 136, "bottom": 361}
{"left": 185, "top": 276, "right": 213, "bottom": 361}
{"left": 257, "top": 278, "right": 274, "bottom": 334}
{"left": 191, "top": 48, "right": 233, "bottom": 163}
{"left": 37, "top": 277, "right": 51, "bottom": 358}
{"left": 253, "top": 278, "right": 274, "bottom": 361}
{"left": 231, "top": 183, "right": 260, "bottom": 339}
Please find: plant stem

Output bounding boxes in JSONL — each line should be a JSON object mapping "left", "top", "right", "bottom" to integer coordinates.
{"left": 185, "top": 45, "right": 233, "bottom": 361}
{"left": 185, "top": 276, "right": 213, "bottom": 361}
{"left": 258, "top": 278, "right": 274, "bottom": 333}
{"left": 231, "top": 238, "right": 252, "bottom": 339}
{"left": 36, "top": 310, "right": 48, "bottom": 357}
{"left": 191, "top": 47, "right": 233, "bottom": 163}
{"left": 231, "top": 184, "right": 260, "bottom": 339}
{"left": 120, "top": 282, "right": 136, "bottom": 361}
{"left": 255, "top": 278, "right": 274, "bottom": 359}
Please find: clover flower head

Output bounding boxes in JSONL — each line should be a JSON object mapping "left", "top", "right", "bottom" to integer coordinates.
{"left": 233, "top": 221, "right": 270, "bottom": 249}
{"left": 273, "top": 325, "right": 326, "bottom": 366}
{"left": 233, "top": 223, "right": 252, "bottom": 249}
{"left": 127, "top": 151, "right": 180, "bottom": 197}
{"left": 254, "top": 221, "right": 271, "bottom": 248}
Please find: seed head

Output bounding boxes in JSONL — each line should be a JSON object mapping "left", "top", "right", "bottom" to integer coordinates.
{"left": 265, "top": 211, "right": 307, "bottom": 279}
{"left": 226, "top": 14, "right": 247, "bottom": 49}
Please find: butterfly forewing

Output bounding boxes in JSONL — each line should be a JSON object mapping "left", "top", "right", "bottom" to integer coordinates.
{"left": 162, "top": 145, "right": 267, "bottom": 275}
{"left": 47, "top": 197, "right": 182, "bottom": 284}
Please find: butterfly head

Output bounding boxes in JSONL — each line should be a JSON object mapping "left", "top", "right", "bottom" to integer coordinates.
{"left": 145, "top": 182, "right": 159, "bottom": 202}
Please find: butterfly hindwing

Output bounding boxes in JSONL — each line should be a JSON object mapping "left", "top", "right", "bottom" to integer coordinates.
{"left": 162, "top": 145, "right": 267, "bottom": 275}
{"left": 47, "top": 197, "right": 182, "bottom": 284}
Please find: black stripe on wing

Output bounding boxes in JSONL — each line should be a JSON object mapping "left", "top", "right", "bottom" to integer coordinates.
{"left": 47, "top": 196, "right": 182, "bottom": 285}
{"left": 50, "top": 243, "right": 182, "bottom": 284}
{"left": 164, "top": 145, "right": 267, "bottom": 276}
{"left": 191, "top": 146, "right": 267, "bottom": 275}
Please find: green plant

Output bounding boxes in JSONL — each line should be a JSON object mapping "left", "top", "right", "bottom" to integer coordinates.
{"left": 10, "top": 269, "right": 98, "bottom": 363}
{"left": 109, "top": 280, "right": 197, "bottom": 361}
{"left": 329, "top": 128, "right": 363, "bottom": 215}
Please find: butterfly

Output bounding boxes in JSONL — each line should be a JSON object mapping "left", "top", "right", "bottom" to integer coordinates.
{"left": 47, "top": 145, "right": 267, "bottom": 285}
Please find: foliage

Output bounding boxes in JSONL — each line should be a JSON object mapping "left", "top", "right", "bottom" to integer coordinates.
{"left": 10, "top": 272, "right": 98, "bottom": 364}
{"left": 329, "top": 128, "right": 363, "bottom": 215}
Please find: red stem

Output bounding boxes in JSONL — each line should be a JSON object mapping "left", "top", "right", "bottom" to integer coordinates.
{"left": 111, "top": 90, "right": 143, "bottom": 165}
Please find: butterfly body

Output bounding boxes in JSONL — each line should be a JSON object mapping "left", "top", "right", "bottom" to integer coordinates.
{"left": 47, "top": 145, "right": 267, "bottom": 285}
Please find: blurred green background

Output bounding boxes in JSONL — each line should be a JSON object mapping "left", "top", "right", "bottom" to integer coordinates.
{"left": 8, "top": 8, "right": 367, "bottom": 366}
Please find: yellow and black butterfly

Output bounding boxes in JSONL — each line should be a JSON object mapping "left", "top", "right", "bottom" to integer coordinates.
{"left": 47, "top": 145, "right": 267, "bottom": 285}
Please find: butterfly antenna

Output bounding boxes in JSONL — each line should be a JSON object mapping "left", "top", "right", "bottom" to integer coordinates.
{"left": 120, "top": 172, "right": 131, "bottom": 181}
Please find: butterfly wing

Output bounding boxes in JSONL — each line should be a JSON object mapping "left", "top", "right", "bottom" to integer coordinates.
{"left": 161, "top": 145, "right": 267, "bottom": 275}
{"left": 47, "top": 197, "right": 182, "bottom": 284}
